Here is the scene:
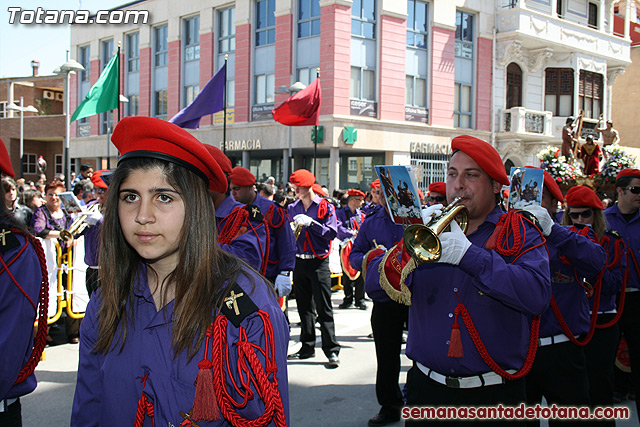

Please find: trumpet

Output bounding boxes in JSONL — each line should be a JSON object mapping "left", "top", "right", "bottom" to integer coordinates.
{"left": 291, "top": 222, "right": 304, "bottom": 239}
{"left": 60, "top": 203, "right": 101, "bottom": 241}
{"left": 403, "top": 197, "right": 468, "bottom": 264}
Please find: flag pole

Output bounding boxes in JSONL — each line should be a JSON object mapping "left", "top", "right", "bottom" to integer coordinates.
{"left": 117, "top": 42, "right": 121, "bottom": 123}
{"left": 313, "top": 68, "right": 319, "bottom": 176}
{"left": 111, "top": 42, "right": 122, "bottom": 169}
{"left": 223, "top": 54, "right": 228, "bottom": 154}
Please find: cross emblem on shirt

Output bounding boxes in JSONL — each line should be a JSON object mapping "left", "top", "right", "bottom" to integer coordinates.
{"left": 0, "top": 229, "right": 11, "bottom": 246}
{"left": 225, "top": 290, "right": 244, "bottom": 315}
{"left": 252, "top": 206, "right": 260, "bottom": 217}
{"left": 179, "top": 411, "right": 201, "bottom": 427}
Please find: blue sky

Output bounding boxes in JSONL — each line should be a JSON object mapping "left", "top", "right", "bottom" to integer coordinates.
{"left": 1, "top": 0, "right": 125, "bottom": 78}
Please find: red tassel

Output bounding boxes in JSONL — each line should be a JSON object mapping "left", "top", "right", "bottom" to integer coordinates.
{"left": 191, "top": 359, "right": 220, "bottom": 421}
{"left": 448, "top": 321, "right": 464, "bottom": 358}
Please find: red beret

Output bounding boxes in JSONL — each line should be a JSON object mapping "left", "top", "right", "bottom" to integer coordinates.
{"left": 451, "top": 135, "right": 509, "bottom": 186}
{"left": 417, "top": 189, "right": 424, "bottom": 200}
{"left": 312, "top": 183, "right": 324, "bottom": 195}
{"left": 617, "top": 168, "right": 640, "bottom": 180}
{"left": 229, "top": 167, "right": 256, "bottom": 187}
{"left": 370, "top": 179, "right": 380, "bottom": 189}
{"left": 428, "top": 182, "right": 446, "bottom": 195}
{"left": 290, "top": 169, "right": 315, "bottom": 187}
{"left": 91, "top": 169, "right": 111, "bottom": 189}
{"left": 0, "top": 138, "right": 15, "bottom": 177}
{"left": 203, "top": 144, "right": 232, "bottom": 175}
{"left": 524, "top": 166, "right": 564, "bottom": 203}
{"left": 565, "top": 186, "right": 604, "bottom": 210}
{"left": 347, "top": 189, "right": 365, "bottom": 198}
{"left": 112, "top": 117, "right": 227, "bottom": 193}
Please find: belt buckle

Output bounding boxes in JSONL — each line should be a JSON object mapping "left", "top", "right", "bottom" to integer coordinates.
{"left": 445, "top": 377, "right": 460, "bottom": 388}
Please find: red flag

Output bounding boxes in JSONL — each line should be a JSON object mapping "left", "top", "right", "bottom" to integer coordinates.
{"left": 272, "top": 79, "right": 321, "bottom": 126}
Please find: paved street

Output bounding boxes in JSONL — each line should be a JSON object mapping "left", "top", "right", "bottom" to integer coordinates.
{"left": 20, "top": 290, "right": 638, "bottom": 426}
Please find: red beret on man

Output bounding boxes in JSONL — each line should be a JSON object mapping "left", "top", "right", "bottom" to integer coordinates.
{"left": 229, "top": 167, "right": 256, "bottom": 187}
{"left": 312, "top": 183, "right": 324, "bottom": 195}
{"left": 428, "top": 182, "right": 446, "bottom": 195}
{"left": 451, "top": 135, "right": 509, "bottom": 186}
{"left": 370, "top": 179, "right": 380, "bottom": 189}
{"left": 617, "top": 168, "right": 640, "bottom": 180}
{"left": 91, "top": 169, "right": 111, "bottom": 189}
{"left": 0, "top": 138, "right": 15, "bottom": 177}
{"left": 347, "top": 189, "right": 365, "bottom": 198}
{"left": 565, "top": 185, "right": 604, "bottom": 210}
{"left": 203, "top": 144, "right": 232, "bottom": 175}
{"left": 290, "top": 169, "right": 315, "bottom": 187}
{"left": 111, "top": 117, "right": 227, "bottom": 193}
{"left": 524, "top": 166, "right": 565, "bottom": 203}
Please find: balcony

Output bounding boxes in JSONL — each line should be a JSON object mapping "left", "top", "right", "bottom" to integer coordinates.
{"left": 496, "top": 3, "right": 631, "bottom": 67}
{"left": 501, "top": 107, "right": 553, "bottom": 137}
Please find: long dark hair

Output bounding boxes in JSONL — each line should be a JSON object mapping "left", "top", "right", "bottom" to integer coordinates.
{"left": 95, "top": 157, "right": 252, "bottom": 360}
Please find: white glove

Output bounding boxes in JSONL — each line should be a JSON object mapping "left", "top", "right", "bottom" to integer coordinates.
{"left": 421, "top": 204, "right": 443, "bottom": 225}
{"left": 84, "top": 211, "right": 103, "bottom": 226}
{"left": 437, "top": 221, "right": 472, "bottom": 265}
{"left": 274, "top": 272, "right": 292, "bottom": 296}
{"left": 294, "top": 214, "right": 314, "bottom": 227}
{"left": 522, "top": 205, "right": 553, "bottom": 236}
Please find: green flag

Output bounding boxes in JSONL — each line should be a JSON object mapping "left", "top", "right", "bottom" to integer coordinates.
{"left": 70, "top": 53, "right": 119, "bottom": 122}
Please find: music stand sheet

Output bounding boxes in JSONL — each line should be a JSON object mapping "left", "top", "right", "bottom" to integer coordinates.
{"left": 375, "top": 165, "right": 423, "bottom": 225}
{"left": 508, "top": 167, "right": 544, "bottom": 211}
{"left": 58, "top": 191, "right": 84, "bottom": 214}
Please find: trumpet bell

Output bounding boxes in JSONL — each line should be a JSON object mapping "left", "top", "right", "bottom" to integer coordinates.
{"left": 403, "top": 224, "right": 441, "bottom": 263}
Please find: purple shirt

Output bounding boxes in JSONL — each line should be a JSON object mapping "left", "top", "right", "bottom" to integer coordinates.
{"left": 593, "top": 230, "right": 626, "bottom": 312}
{"left": 605, "top": 204, "right": 640, "bottom": 291}
{"left": 336, "top": 206, "right": 365, "bottom": 241}
{"left": 71, "top": 264, "right": 289, "bottom": 426}
{"left": 542, "top": 224, "right": 606, "bottom": 338}
{"left": 365, "top": 206, "right": 551, "bottom": 376}
{"left": 287, "top": 195, "right": 337, "bottom": 257}
{"left": 30, "top": 205, "right": 71, "bottom": 238}
{"left": 252, "top": 194, "right": 296, "bottom": 277}
{"left": 83, "top": 201, "right": 102, "bottom": 267}
{"left": 0, "top": 230, "right": 42, "bottom": 400}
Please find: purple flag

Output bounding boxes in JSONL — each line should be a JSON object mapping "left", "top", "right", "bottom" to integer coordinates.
{"left": 169, "top": 63, "right": 226, "bottom": 129}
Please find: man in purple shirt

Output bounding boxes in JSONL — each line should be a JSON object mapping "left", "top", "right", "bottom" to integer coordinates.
{"left": 365, "top": 136, "right": 551, "bottom": 422}
{"left": 337, "top": 188, "right": 367, "bottom": 310}
{"left": 286, "top": 169, "right": 340, "bottom": 368}
{"left": 605, "top": 168, "right": 640, "bottom": 416}
{"left": 229, "top": 166, "right": 296, "bottom": 297}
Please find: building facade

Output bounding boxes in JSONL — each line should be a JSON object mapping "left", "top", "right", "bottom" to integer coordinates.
{"left": 69, "top": 0, "right": 632, "bottom": 191}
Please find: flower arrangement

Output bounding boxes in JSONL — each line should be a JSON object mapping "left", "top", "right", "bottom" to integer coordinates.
{"left": 536, "top": 146, "right": 584, "bottom": 185}
{"left": 597, "top": 144, "right": 637, "bottom": 185}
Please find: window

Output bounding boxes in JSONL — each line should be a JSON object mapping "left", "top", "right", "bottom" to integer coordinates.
{"left": 184, "top": 85, "right": 200, "bottom": 106}
{"left": 506, "top": 63, "right": 522, "bottom": 109}
{"left": 127, "top": 94, "right": 139, "bottom": 117}
{"left": 255, "top": 74, "right": 275, "bottom": 104}
{"left": 350, "top": 66, "right": 375, "bottom": 100}
{"left": 455, "top": 11, "right": 473, "bottom": 58}
{"left": 557, "top": 0, "right": 563, "bottom": 18}
{"left": 256, "top": 0, "right": 275, "bottom": 46}
{"left": 588, "top": 3, "right": 598, "bottom": 29}
{"left": 219, "top": 7, "right": 235, "bottom": 53}
{"left": 454, "top": 83, "right": 472, "bottom": 128}
{"left": 0, "top": 102, "right": 6, "bottom": 118}
{"left": 184, "top": 16, "right": 200, "bottom": 61}
{"left": 127, "top": 32, "right": 139, "bottom": 72}
{"left": 297, "top": 67, "right": 318, "bottom": 86}
{"left": 154, "top": 25, "right": 168, "bottom": 67}
{"left": 55, "top": 154, "right": 63, "bottom": 175}
{"left": 407, "top": 0, "right": 428, "bottom": 49}
{"left": 298, "top": 0, "right": 320, "bottom": 38}
{"left": 154, "top": 90, "right": 168, "bottom": 119}
{"left": 545, "top": 68, "right": 574, "bottom": 116}
{"left": 579, "top": 70, "right": 603, "bottom": 119}
{"left": 352, "top": 0, "right": 376, "bottom": 39}
{"left": 406, "top": 75, "right": 426, "bottom": 107}
{"left": 79, "top": 45, "right": 90, "bottom": 82}
{"left": 24, "top": 154, "right": 37, "bottom": 175}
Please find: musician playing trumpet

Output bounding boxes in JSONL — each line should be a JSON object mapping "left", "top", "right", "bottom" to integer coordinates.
{"left": 363, "top": 136, "right": 551, "bottom": 418}
{"left": 336, "top": 189, "right": 367, "bottom": 310}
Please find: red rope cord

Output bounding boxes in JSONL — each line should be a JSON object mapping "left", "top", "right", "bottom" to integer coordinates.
{"left": 218, "top": 208, "right": 249, "bottom": 246}
{"left": 134, "top": 392, "right": 155, "bottom": 427}
{"left": 595, "top": 236, "right": 627, "bottom": 329}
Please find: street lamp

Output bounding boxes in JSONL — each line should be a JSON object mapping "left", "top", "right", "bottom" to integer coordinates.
{"left": 56, "top": 58, "right": 85, "bottom": 188}
{"left": 7, "top": 97, "right": 38, "bottom": 178}
{"left": 275, "top": 81, "right": 306, "bottom": 184}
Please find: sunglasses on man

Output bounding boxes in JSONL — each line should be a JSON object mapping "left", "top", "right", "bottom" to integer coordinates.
{"left": 568, "top": 210, "right": 593, "bottom": 220}
{"left": 428, "top": 196, "right": 446, "bottom": 203}
{"left": 623, "top": 186, "right": 640, "bottom": 195}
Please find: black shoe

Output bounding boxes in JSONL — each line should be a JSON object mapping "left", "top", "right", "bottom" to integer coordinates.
{"left": 287, "top": 349, "right": 315, "bottom": 360}
{"left": 338, "top": 301, "right": 352, "bottom": 309}
{"left": 368, "top": 412, "right": 400, "bottom": 426}
{"left": 356, "top": 301, "right": 368, "bottom": 310}
{"left": 327, "top": 352, "right": 340, "bottom": 368}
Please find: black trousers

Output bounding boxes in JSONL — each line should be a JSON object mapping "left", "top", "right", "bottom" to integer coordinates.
{"left": 0, "top": 399, "right": 22, "bottom": 427}
{"left": 617, "top": 292, "right": 640, "bottom": 416}
{"left": 525, "top": 341, "right": 590, "bottom": 426}
{"left": 342, "top": 274, "right": 365, "bottom": 304}
{"left": 405, "top": 365, "right": 526, "bottom": 425}
{"left": 584, "top": 314, "right": 619, "bottom": 426}
{"left": 293, "top": 257, "right": 340, "bottom": 356}
{"left": 371, "top": 300, "right": 408, "bottom": 417}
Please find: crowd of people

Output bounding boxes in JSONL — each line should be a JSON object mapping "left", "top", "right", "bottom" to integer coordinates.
{"left": 1, "top": 122, "right": 639, "bottom": 426}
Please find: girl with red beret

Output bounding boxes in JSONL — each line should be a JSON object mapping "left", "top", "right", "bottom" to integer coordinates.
{"left": 71, "top": 117, "right": 289, "bottom": 426}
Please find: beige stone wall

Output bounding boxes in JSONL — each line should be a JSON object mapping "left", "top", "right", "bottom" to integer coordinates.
{"left": 611, "top": 45, "right": 640, "bottom": 150}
